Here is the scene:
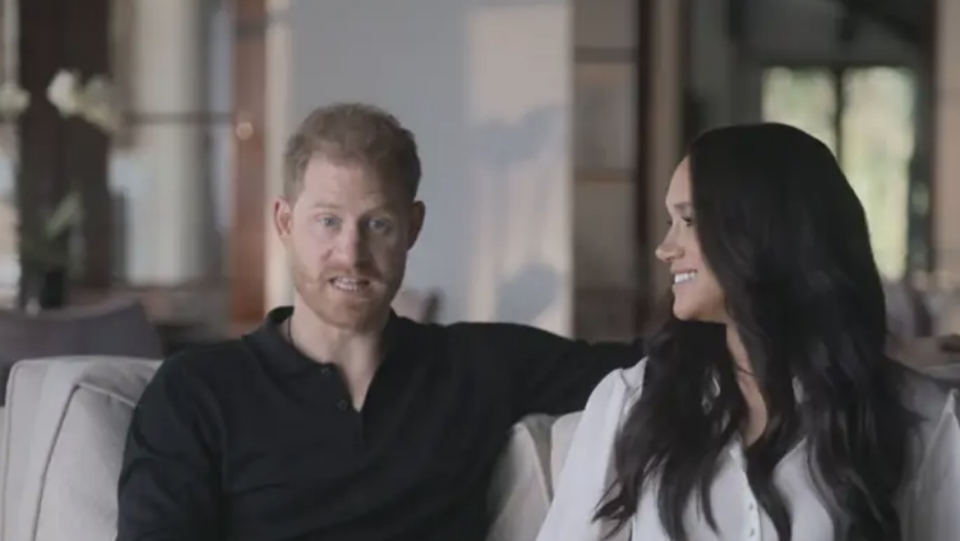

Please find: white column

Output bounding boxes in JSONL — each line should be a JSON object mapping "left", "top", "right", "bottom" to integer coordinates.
{"left": 126, "top": 0, "right": 203, "bottom": 284}
{"left": 264, "top": 0, "right": 294, "bottom": 311}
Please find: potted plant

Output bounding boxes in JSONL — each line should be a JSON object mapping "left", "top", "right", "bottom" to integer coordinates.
{"left": 0, "top": 70, "right": 119, "bottom": 313}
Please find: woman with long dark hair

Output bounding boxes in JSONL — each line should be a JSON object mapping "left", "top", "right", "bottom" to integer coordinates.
{"left": 536, "top": 123, "right": 960, "bottom": 541}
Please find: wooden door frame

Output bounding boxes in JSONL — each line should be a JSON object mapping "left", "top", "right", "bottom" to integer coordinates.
{"left": 633, "top": 0, "right": 689, "bottom": 330}
{"left": 633, "top": 0, "right": 658, "bottom": 328}
{"left": 229, "top": 0, "right": 267, "bottom": 329}
{"left": 925, "top": 0, "right": 938, "bottom": 273}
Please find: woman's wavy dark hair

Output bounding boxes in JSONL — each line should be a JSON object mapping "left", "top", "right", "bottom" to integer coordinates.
{"left": 595, "top": 123, "right": 916, "bottom": 541}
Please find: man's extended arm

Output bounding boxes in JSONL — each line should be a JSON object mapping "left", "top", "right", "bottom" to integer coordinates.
{"left": 475, "top": 323, "right": 643, "bottom": 417}
{"left": 485, "top": 320, "right": 960, "bottom": 419}
{"left": 116, "top": 359, "right": 223, "bottom": 541}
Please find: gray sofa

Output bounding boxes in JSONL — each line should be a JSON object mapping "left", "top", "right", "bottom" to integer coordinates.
{"left": 1, "top": 348, "right": 957, "bottom": 541}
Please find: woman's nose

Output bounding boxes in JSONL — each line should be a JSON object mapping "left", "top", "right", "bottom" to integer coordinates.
{"left": 655, "top": 240, "right": 683, "bottom": 263}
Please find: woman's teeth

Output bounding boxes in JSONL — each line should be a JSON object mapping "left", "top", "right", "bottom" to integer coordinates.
{"left": 673, "top": 271, "right": 696, "bottom": 285}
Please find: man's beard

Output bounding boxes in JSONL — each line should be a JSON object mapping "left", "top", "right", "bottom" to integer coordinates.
{"left": 291, "top": 261, "right": 396, "bottom": 332}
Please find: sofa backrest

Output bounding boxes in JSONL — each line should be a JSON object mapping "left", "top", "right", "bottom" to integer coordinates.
{"left": 0, "top": 299, "right": 164, "bottom": 405}
{"left": 12, "top": 354, "right": 958, "bottom": 541}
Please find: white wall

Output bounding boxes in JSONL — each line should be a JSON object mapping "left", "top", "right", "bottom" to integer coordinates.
{"left": 264, "top": 0, "right": 574, "bottom": 334}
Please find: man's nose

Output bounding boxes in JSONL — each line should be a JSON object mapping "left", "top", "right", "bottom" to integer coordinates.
{"left": 333, "top": 226, "right": 371, "bottom": 265}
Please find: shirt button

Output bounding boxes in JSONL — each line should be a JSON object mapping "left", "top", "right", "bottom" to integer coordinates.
{"left": 336, "top": 399, "right": 349, "bottom": 411}
{"left": 319, "top": 366, "right": 332, "bottom": 376}
{"left": 748, "top": 501, "right": 755, "bottom": 511}
{"left": 749, "top": 528, "right": 756, "bottom": 537}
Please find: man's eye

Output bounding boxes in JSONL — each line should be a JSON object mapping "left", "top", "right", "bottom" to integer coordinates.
{"left": 319, "top": 216, "right": 340, "bottom": 227}
{"left": 369, "top": 218, "right": 392, "bottom": 233}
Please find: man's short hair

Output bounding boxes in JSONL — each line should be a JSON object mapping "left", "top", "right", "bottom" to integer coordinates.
{"left": 283, "top": 103, "right": 422, "bottom": 200}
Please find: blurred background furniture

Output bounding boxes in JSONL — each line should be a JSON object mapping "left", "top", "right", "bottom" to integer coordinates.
{"left": 0, "top": 297, "right": 162, "bottom": 404}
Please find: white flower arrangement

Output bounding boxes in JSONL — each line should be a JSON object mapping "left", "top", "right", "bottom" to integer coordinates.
{"left": 46, "top": 70, "right": 82, "bottom": 116}
{"left": 45, "top": 69, "right": 121, "bottom": 134}
{"left": 0, "top": 80, "right": 30, "bottom": 119}
{"left": 0, "top": 70, "right": 121, "bottom": 134}
{"left": 0, "top": 69, "right": 121, "bottom": 299}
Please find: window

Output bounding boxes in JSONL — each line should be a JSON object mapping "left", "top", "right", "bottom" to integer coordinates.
{"left": 762, "top": 66, "right": 918, "bottom": 281}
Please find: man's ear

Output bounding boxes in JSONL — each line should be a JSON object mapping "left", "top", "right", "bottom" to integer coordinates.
{"left": 273, "top": 196, "right": 294, "bottom": 242}
{"left": 407, "top": 201, "right": 426, "bottom": 250}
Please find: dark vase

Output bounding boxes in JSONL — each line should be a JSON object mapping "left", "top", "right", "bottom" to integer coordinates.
{"left": 18, "top": 265, "right": 69, "bottom": 312}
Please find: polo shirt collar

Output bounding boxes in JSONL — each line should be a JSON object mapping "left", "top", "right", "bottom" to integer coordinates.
{"left": 247, "top": 306, "right": 406, "bottom": 375}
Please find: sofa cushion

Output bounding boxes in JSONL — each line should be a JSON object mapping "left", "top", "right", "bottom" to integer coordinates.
{"left": 33, "top": 383, "right": 143, "bottom": 541}
{"left": 1, "top": 357, "right": 159, "bottom": 541}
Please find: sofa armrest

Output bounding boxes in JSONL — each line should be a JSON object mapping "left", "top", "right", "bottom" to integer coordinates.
{"left": 0, "top": 357, "right": 159, "bottom": 541}
{"left": 486, "top": 414, "right": 556, "bottom": 541}
{"left": 550, "top": 412, "right": 582, "bottom": 483}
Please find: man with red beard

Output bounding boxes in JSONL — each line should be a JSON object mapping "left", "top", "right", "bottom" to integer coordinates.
{"left": 116, "top": 103, "right": 955, "bottom": 541}
{"left": 117, "top": 103, "right": 640, "bottom": 541}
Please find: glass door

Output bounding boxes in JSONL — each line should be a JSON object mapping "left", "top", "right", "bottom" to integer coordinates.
{"left": 762, "top": 66, "right": 919, "bottom": 282}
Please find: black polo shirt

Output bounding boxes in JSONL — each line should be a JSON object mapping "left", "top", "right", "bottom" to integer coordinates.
{"left": 117, "top": 307, "right": 642, "bottom": 541}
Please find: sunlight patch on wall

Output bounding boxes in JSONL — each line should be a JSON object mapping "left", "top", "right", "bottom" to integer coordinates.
{"left": 465, "top": 4, "right": 572, "bottom": 334}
